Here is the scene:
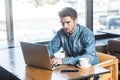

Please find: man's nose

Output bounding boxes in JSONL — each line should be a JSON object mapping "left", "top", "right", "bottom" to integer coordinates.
{"left": 63, "top": 23, "right": 68, "bottom": 28}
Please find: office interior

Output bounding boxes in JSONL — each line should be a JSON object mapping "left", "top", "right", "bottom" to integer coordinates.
{"left": 0, "top": 0, "right": 120, "bottom": 80}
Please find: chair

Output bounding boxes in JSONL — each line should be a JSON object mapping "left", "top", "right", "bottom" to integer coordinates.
{"left": 89, "top": 52, "right": 118, "bottom": 80}
{"left": 107, "top": 40, "right": 120, "bottom": 79}
{"left": 107, "top": 40, "right": 120, "bottom": 60}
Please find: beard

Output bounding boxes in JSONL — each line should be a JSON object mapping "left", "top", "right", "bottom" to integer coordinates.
{"left": 64, "top": 27, "right": 75, "bottom": 35}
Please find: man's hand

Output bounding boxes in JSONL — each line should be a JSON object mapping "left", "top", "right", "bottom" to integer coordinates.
{"left": 51, "top": 57, "right": 62, "bottom": 66}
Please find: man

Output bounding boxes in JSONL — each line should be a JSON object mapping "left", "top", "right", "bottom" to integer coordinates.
{"left": 48, "top": 7, "right": 98, "bottom": 66}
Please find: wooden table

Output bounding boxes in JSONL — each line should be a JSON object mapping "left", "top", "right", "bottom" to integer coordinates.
{"left": 0, "top": 47, "right": 110, "bottom": 80}
{"left": 98, "top": 29, "right": 120, "bottom": 35}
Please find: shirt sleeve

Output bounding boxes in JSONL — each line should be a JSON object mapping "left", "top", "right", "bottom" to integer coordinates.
{"left": 48, "top": 34, "right": 61, "bottom": 56}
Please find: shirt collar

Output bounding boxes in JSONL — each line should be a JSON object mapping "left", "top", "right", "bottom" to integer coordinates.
{"left": 68, "top": 24, "right": 79, "bottom": 37}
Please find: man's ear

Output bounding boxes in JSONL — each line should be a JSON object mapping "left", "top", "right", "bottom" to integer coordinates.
{"left": 75, "top": 17, "right": 78, "bottom": 23}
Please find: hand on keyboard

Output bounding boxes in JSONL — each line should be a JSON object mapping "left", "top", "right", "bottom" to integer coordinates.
{"left": 51, "top": 57, "right": 62, "bottom": 66}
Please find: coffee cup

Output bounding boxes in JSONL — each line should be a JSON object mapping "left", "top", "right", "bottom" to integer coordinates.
{"left": 79, "top": 58, "right": 89, "bottom": 67}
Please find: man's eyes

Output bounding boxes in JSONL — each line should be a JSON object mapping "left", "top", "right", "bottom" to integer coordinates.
{"left": 66, "top": 21, "right": 70, "bottom": 24}
{"left": 62, "top": 21, "right": 70, "bottom": 24}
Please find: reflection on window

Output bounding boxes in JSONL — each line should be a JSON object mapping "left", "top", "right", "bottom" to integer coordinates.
{"left": 12, "top": 0, "right": 86, "bottom": 43}
{"left": 93, "top": 0, "right": 120, "bottom": 35}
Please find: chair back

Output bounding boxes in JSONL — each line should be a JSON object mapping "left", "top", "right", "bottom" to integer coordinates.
{"left": 107, "top": 40, "right": 120, "bottom": 59}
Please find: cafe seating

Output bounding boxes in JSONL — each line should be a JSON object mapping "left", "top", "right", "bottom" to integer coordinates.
{"left": 90, "top": 52, "right": 118, "bottom": 80}
{"left": 107, "top": 40, "right": 120, "bottom": 79}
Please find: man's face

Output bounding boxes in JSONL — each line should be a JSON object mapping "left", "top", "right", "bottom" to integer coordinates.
{"left": 60, "top": 16, "right": 77, "bottom": 34}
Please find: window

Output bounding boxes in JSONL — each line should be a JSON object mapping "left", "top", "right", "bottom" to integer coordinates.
{"left": 12, "top": 0, "right": 86, "bottom": 45}
{"left": 3, "top": 0, "right": 120, "bottom": 48}
{"left": 0, "top": 0, "right": 7, "bottom": 48}
{"left": 93, "top": 0, "right": 120, "bottom": 35}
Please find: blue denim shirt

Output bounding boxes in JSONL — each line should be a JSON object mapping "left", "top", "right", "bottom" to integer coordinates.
{"left": 48, "top": 24, "right": 98, "bottom": 65}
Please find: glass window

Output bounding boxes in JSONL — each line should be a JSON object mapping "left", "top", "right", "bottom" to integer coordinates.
{"left": 93, "top": 0, "right": 120, "bottom": 34}
{"left": 0, "top": 0, "right": 7, "bottom": 48}
{"left": 12, "top": 0, "right": 86, "bottom": 44}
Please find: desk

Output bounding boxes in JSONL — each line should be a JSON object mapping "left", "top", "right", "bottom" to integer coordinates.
{"left": 98, "top": 29, "right": 120, "bottom": 35}
{"left": 0, "top": 47, "right": 110, "bottom": 80}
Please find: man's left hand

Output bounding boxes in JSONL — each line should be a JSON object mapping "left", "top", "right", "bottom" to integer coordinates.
{"left": 51, "top": 57, "right": 62, "bottom": 65}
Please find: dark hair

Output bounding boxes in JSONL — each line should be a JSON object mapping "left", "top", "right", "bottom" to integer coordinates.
{"left": 58, "top": 7, "right": 77, "bottom": 20}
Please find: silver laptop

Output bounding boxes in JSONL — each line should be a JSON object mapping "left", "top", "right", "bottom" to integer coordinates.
{"left": 20, "top": 41, "right": 65, "bottom": 70}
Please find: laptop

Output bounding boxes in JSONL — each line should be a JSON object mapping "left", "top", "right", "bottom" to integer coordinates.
{"left": 20, "top": 41, "right": 65, "bottom": 70}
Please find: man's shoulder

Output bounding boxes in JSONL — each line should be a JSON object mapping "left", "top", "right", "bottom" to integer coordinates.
{"left": 77, "top": 24, "right": 92, "bottom": 33}
{"left": 77, "top": 24, "right": 94, "bottom": 38}
{"left": 78, "top": 24, "right": 90, "bottom": 30}
{"left": 57, "top": 28, "right": 64, "bottom": 33}
{"left": 57, "top": 28, "right": 66, "bottom": 36}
